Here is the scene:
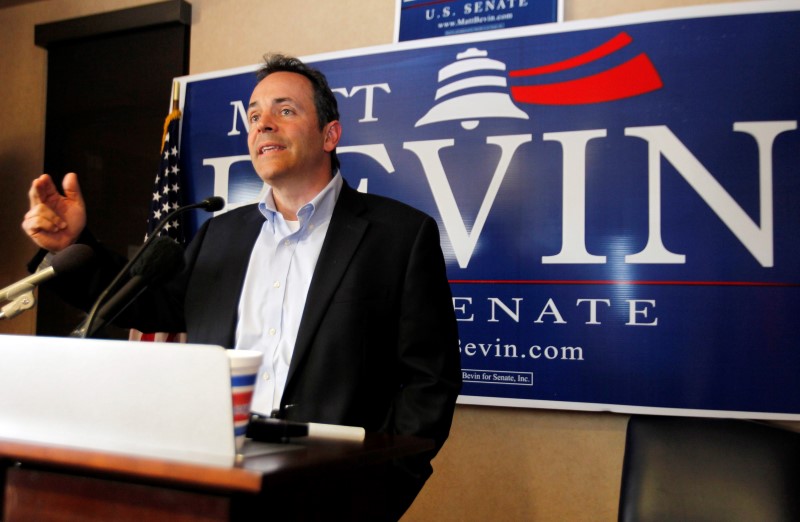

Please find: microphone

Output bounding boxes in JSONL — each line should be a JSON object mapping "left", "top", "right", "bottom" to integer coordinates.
{"left": 0, "top": 244, "right": 94, "bottom": 302}
{"left": 156, "top": 196, "right": 224, "bottom": 230}
{"left": 199, "top": 196, "right": 225, "bottom": 212}
{"left": 76, "top": 196, "right": 225, "bottom": 338}
{"left": 73, "top": 237, "right": 185, "bottom": 338}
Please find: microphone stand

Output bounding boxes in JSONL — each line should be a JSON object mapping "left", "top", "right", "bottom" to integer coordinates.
{"left": 0, "top": 291, "right": 35, "bottom": 320}
{"left": 76, "top": 197, "right": 223, "bottom": 339}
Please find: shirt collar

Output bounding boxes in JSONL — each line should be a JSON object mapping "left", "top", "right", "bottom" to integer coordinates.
{"left": 258, "top": 172, "right": 343, "bottom": 232}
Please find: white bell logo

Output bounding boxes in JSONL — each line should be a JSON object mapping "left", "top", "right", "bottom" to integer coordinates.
{"left": 415, "top": 48, "right": 529, "bottom": 130}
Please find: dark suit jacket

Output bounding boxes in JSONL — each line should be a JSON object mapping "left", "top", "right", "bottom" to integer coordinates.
{"left": 51, "top": 182, "right": 461, "bottom": 456}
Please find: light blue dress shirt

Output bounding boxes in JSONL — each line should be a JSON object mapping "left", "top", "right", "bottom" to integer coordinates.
{"left": 235, "top": 173, "right": 343, "bottom": 415}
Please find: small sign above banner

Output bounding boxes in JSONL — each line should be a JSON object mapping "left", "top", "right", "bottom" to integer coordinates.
{"left": 394, "top": 0, "right": 562, "bottom": 42}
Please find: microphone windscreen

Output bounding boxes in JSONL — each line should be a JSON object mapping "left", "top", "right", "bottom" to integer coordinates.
{"left": 131, "top": 236, "right": 185, "bottom": 283}
{"left": 201, "top": 196, "right": 225, "bottom": 212}
{"left": 50, "top": 244, "right": 95, "bottom": 275}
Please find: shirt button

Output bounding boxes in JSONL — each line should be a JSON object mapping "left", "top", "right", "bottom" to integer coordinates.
{"left": 269, "top": 328, "right": 276, "bottom": 336}
{"left": 273, "top": 280, "right": 281, "bottom": 288}
{"left": 262, "top": 372, "right": 270, "bottom": 381}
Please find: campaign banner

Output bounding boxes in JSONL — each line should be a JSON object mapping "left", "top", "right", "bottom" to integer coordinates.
{"left": 394, "top": 0, "right": 562, "bottom": 42}
{"left": 177, "top": 1, "right": 800, "bottom": 419}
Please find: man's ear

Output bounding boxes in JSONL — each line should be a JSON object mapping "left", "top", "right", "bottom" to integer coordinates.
{"left": 323, "top": 120, "right": 342, "bottom": 152}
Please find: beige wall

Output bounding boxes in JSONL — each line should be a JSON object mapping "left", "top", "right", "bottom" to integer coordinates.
{"left": 0, "top": 0, "right": 781, "bottom": 520}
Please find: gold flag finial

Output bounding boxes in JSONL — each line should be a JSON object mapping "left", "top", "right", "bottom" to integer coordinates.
{"left": 161, "top": 81, "right": 182, "bottom": 152}
{"left": 171, "top": 81, "right": 180, "bottom": 111}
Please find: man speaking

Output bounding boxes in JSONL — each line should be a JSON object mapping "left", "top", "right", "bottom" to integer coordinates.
{"left": 22, "top": 53, "right": 461, "bottom": 520}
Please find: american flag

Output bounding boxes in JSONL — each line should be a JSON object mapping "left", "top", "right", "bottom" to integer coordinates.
{"left": 146, "top": 100, "right": 185, "bottom": 243}
{"left": 130, "top": 83, "right": 187, "bottom": 343}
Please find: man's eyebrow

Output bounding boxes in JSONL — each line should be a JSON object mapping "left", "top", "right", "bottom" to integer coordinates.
{"left": 247, "top": 97, "right": 300, "bottom": 116}
{"left": 249, "top": 97, "right": 296, "bottom": 108}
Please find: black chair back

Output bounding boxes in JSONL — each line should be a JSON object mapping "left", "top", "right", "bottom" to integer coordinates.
{"left": 618, "top": 415, "right": 800, "bottom": 522}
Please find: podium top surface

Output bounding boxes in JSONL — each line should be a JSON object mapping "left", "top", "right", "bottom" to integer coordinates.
{"left": 0, "top": 433, "right": 434, "bottom": 495}
{"left": 0, "top": 436, "right": 263, "bottom": 493}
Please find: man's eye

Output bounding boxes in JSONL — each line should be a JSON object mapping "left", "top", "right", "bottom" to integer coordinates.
{"left": 249, "top": 114, "right": 259, "bottom": 123}
{"left": 281, "top": 108, "right": 293, "bottom": 116}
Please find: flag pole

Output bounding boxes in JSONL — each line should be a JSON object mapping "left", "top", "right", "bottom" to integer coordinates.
{"left": 161, "top": 81, "right": 181, "bottom": 152}
{"left": 172, "top": 79, "right": 180, "bottom": 110}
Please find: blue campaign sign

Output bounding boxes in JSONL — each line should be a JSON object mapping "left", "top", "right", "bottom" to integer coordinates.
{"left": 394, "top": 0, "right": 561, "bottom": 42}
{"left": 177, "top": 2, "right": 800, "bottom": 419}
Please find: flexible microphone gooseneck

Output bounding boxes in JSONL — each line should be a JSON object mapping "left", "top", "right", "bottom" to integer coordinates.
{"left": 76, "top": 196, "right": 225, "bottom": 338}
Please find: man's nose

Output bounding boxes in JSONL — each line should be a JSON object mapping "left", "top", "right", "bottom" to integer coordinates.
{"left": 256, "top": 116, "right": 275, "bottom": 132}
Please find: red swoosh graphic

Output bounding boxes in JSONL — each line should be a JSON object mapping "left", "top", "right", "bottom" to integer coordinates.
{"left": 511, "top": 53, "right": 663, "bottom": 105}
{"left": 510, "top": 32, "right": 634, "bottom": 77}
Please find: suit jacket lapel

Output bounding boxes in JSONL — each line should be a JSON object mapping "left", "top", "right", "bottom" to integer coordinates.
{"left": 285, "top": 184, "right": 367, "bottom": 389}
{"left": 190, "top": 205, "right": 264, "bottom": 347}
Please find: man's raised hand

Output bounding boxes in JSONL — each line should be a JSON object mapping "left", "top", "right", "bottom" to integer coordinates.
{"left": 22, "top": 173, "right": 87, "bottom": 252}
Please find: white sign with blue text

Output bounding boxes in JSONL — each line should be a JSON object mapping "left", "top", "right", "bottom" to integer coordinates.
{"left": 394, "top": 0, "right": 562, "bottom": 42}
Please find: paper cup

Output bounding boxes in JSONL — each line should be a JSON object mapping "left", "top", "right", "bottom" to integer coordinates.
{"left": 226, "top": 349, "right": 263, "bottom": 451}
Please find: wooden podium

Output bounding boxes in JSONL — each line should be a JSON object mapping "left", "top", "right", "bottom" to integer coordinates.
{"left": 0, "top": 433, "right": 433, "bottom": 521}
{"left": 0, "top": 336, "right": 434, "bottom": 520}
